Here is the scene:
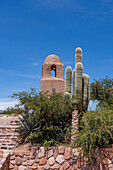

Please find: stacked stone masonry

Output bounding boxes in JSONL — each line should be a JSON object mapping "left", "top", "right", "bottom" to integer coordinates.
{"left": 71, "top": 110, "right": 79, "bottom": 143}
{"left": 6, "top": 146, "right": 113, "bottom": 170}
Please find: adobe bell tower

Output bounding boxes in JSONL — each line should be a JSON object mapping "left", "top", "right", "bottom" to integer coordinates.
{"left": 41, "top": 54, "right": 65, "bottom": 94}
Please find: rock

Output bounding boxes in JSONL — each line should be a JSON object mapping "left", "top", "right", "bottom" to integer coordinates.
{"left": 35, "top": 159, "right": 40, "bottom": 163}
{"left": 30, "top": 153, "right": 36, "bottom": 159}
{"left": 53, "top": 147, "right": 58, "bottom": 158}
{"left": 58, "top": 146, "right": 65, "bottom": 154}
{"left": 108, "top": 164, "right": 113, "bottom": 170}
{"left": 9, "top": 163, "right": 14, "bottom": 169}
{"left": 18, "top": 151, "right": 25, "bottom": 158}
{"left": 38, "top": 147, "right": 45, "bottom": 158}
{"left": 19, "top": 165, "right": 26, "bottom": 170}
{"left": 13, "top": 165, "right": 19, "bottom": 170}
{"left": 64, "top": 147, "right": 72, "bottom": 160}
{"left": 102, "top": 158, "right": 112, "bottom": 165}
{"left": 38, "top": 166, "right": 44, "bottom": 170}
{"left": 46, "top": 149, "right": 53, "bottom": 158}
{"left": 59, "top": 166, "right": 63, "bottom": 170}
{"left": 24, "top": 156, "right": 30, "bottom": 160}
{"left": 31, "top": 163, "right": 38, "bottom": 169}
{"left": 0, "top": 150, "right": 4, "bottom": 154}
{"left": 68, "top": 159, "right": 75, "bottom": 165}
{"left": 31, "top": 147, "right": 37, "bottom": 153}
{"left": 27, "top": 160, "right": 34, "bottom": 166}
{"left": 15, "top": 157, "right": 22, "bottom": 166}
{"left": 62, "top": 161, "right": 70, "bottom": 170}
{"left": 48, "top": 157, "right": 55, "bottom": 165}
{"left": 70, "top": 163, "right": 78, "bottom": 170}
{"left": 10, "top": 155, "right": 15, "bottom": 160}
{"left": 22, "top": 162, "right": 27, "bottom": 166}
{"left": 51, "top": 163, "right": 60, "bottom": 169}
{"left": 56, "top": 155, "right": 65, "bottom": 164}
{"left": 14, "top": 151, "right": 19, "bottom": 156}
{"left": 39, "top": 157, "right": 47, "bottom": 165}
{"left": 72, "top": 148, "right": 79, "bottom": 157}
{"left": 30, "top": 147, "right": 37, "bottom": 159}
{"left": 43, "top": 163, "right": 50, "bottom": 170}
{"left": 25, "top": 151, "right": 30, "bottom": 156}
{"left": 26, "top": 167, "right": 31, "bottom": 170}
{"left": 15, "top": 151, "right": 25, "bottom": 158}
{"left": 10, "top": 160, "right": 15, "bottom": 165}
{"left": 23, "top": 157, "right": 27, "bottom": 162}
{"left": 10, "top": 150, "right": 14, "bottom": 156}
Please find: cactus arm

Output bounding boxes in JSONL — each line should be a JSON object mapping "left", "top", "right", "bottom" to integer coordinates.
{"left": 72, "top": 69, "right": 76, "bottom": 97}
{"left": 65, "top": 66, "right": 72, "bottom": 94}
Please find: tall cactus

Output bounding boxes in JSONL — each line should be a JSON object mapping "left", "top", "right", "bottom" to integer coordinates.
{"left": 87, "top": 75, "right": 90, "bottom": 108}
{"left": 65, "top": 66, "right": 72, "bottom": 94}
{"left": 65, "top": 47, "right": 90, "bottom": 112}
{"left": 72, "top": 69, "right": 76, "bottom": 97}
{"left": 75, "top": 62, "right": 83, "bottom": 112}
{"left": 82, "top": 74, "right": 88, "bottom": 111}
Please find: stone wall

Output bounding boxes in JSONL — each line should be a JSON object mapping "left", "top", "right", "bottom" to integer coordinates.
{"left": 0, "top": 150, "right": 10, "bottom": 170}
{"left": 8, "top": 146, "right": 113, "bottom": 170}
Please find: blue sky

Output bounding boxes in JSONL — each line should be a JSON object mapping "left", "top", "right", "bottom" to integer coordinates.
{"left": 0, "top": 0, "right": 113, "bottom": 109}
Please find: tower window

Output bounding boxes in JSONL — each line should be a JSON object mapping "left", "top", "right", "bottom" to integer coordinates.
{"left": 52, "top": 88, "right": 56, "bottom": 93}
{"left": 51, "top": 65, "right": 56, "bottom": 77}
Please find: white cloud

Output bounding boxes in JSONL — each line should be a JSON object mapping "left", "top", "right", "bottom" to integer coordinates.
{"left": 63, "top": 61, "right": 74, "bottom": 65}
{"left": 0, "top": 68, "right": 40, "bottom": 79}
{"left": 31, "top": 62, "right": 39, "bottom": 66}
{"left": 11, "top": 73, "right": 41, "bottom": 79}
{"left": 0, "top": 99, "right": 18, "bottom": 110}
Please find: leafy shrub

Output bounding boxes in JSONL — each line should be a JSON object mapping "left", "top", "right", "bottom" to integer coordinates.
{"left": 72, "top": 107, "right": 113, "bottom": 159}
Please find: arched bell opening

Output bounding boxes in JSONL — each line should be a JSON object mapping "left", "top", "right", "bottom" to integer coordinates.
{"left": 51, "top": 65, "right": 56, "bottom": 77}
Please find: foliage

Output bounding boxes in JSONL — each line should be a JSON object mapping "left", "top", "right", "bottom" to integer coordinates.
{"left": 17, "top": 113, "right": 41, "bottom": 144}
{"left": 72, "top": 107, "right": 113, "bottom": 160}
{"left": 25, "top": 132, "right": 38, "bottom": 144}
{"left": 72, "top": 76, "right": 113, "bottom": 160}
{"left": 1, "top": 107, "right": 23, "bottom": 115}
{"left": 43, "top": 139, "right": 57, "bottom": 148}
{"left": 90, "top": 76, "right": 113, "bottom": 108}
{"left": 10, "top": 88, "right": 73, "bottom": 145}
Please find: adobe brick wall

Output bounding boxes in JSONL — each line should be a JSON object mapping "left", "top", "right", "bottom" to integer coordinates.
{"left": 41, "top": 78, "right": 65, "bottom": 94}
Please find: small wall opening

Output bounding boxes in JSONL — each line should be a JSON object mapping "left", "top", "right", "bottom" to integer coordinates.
{"left": 51, "top": 66, "right": 56, "bottom": 77}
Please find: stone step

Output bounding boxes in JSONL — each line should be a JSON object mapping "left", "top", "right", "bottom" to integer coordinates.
{"left": 0, "top": 141, "right": 17, "bottom": 145}
{"left": 0, "top": 134, "right": 18, "bottom": 138}
{"left": 0, "top": 139, "right": 17, "bottom": 143}
{"left": 0, "top": 115, "right": 20, "bottom": 150}
{"left": 0, "top": 126, "right": 19, "bottom": 129}
{"left": 10, "top": 123, "right": 20, "bottom": 126}
{"left": 0, "top": 146, "right": 15, "bottom": 150}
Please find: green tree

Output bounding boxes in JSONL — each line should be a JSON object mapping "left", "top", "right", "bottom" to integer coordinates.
{"left": 8, "top": 88, "right": 73, "bottom": 145}
{"left": 90, "top": 76, "right": 113, "bottom": 108}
